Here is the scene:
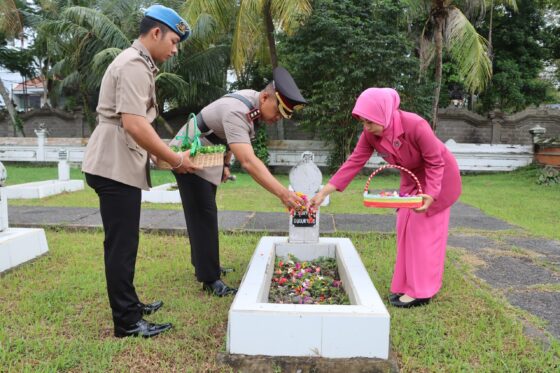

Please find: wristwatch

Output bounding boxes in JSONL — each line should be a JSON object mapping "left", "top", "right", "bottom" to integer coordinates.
{"left": 224, "top": 163, "right": 231, "bottom": 168}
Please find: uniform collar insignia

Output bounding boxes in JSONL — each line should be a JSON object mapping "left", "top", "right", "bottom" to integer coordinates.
{"left": 246, "top": 108, "right": 261, "bottom": 123}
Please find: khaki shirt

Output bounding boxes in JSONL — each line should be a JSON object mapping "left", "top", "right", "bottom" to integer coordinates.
{"left": 170, "top": 90, "right": 259, "bottom": 185}
{"left": 82, "top": 40, "right": 159, "bottom": 190}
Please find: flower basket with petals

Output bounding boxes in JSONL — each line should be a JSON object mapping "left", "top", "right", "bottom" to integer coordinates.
{"left": 269, "top": 254, "right": 350, "bottom": 305}
{"left": 363, "top": 164, "right": 423, "bottom": 208}
{"left": 156, "top": 113, "right": 226, "bottom": 169}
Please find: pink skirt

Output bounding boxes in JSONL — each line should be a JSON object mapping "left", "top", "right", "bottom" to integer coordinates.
{"left": 390, "top": 206, "right": 451, "bottom": 299}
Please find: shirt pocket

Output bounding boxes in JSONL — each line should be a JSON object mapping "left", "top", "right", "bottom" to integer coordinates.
{"left": 118, "top": 126, "right": 143, "bottom": 157}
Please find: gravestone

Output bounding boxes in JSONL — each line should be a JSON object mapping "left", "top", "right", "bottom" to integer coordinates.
{"left": 288, "top": 152, "right": 322, "bottom": 243}
{"left": 0, "top": 161, "right": 49, "bottom": 273}
{"left": 58, "top": 149, "right": 70, "bottom": 181}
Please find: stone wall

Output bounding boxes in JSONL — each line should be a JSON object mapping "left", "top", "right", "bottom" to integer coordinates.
{"left": 3, "top": 105, "right": 559, "bottom": 145}
{"left": 437, "top": 107, "right": 560, "bottom": 145}
{"left": 0, "top": 108, "right": 90, "bottom": 138}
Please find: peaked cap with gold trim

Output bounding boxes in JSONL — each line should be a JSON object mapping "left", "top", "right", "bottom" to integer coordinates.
{"left": 273, "top": 66, "right": 307, "bottom": 119}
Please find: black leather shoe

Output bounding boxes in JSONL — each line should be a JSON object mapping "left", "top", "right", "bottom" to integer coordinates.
{"left": 389, "top": 296, "right": 431, "bottom": 308}
{"left": 114, "top": 319, "right": 172, "bottom": 338}
{"left": 139, "top": 300, "right": 163, "bottom": 315}
{"left": 388, "top": 293, "right": 403, "bottom": 302}
{"left": 202, "top": 279, "right": 237, "bottom": 297}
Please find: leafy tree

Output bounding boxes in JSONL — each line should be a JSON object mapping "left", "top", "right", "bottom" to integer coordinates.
{"left": 0, "top": 0, "right": 35, "bottom": 136}
{"left": 478, "top": 0, "right": 556, "bottom": 112}
{"left": 405, "top": 0, "right": 494, "bottom": 130}
{"left": 280, "top": 0, "right": 432, "bottom": 171}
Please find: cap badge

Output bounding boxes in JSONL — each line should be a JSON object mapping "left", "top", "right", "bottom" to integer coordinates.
{"left": 176, "top": 21, "right": 188, "bottom": 35}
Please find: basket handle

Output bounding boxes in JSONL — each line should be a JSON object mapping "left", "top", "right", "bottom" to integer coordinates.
{"left": 363, "top": 164, "right": 423, "bottom": 195}
{"left": 174, "top": 113, "right": 202, "bottom": 156}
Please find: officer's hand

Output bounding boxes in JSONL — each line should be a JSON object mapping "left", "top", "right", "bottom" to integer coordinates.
{"left": 221, "top": 165, "right": 231, "bottom": 183}
{"left": 280, "top": 190, "right": 305, "bottom": 210}
{"left": 413, "top": 194, "right": 434, "bottom": 213}
{"left": 174, "top": 152, "right": 202, "bottom": 174}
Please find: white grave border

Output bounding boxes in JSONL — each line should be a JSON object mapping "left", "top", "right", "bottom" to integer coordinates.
{"left": 227, "top": 236, "right": 390, "bottom": 359}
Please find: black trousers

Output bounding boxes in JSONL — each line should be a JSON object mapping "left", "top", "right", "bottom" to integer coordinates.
{"left": 85, "top": 173, "right": 142, "bottom": 327}
{"left": 173, "top": 172, "right": 221, "bottom": 283}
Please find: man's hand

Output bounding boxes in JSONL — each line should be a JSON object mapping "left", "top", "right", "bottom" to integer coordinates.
{"left": 280, "top": 189, "right": 305, "bottom": 210}
{"left": 413, "top": 194, "right": 434, "bottom": 213}
{"left": 221, "top": 165, "right": 231, "bottom": 183}
{"left": 172, "top": 151, "right": 202, "bottom": 174}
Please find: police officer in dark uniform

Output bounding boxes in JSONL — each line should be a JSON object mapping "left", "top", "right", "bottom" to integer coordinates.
{"left": 82, "top": 5, "right": 198, "bottom": 338}
{"left": 171, "top": 67, "right": 307, "bottom": 296}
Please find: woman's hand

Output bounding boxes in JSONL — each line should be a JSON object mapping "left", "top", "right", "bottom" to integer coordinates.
{"left": 413, "top": 194, "right": 434, "bottom": 213}
{"left": 310, "top": 183, "right": 337, "bottom": 209}
{"left": 310, "top": 192, "right": 326, "bottom": 208}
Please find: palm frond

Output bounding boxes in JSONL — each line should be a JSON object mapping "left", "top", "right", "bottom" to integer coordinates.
{"left": 0, "top": 0, "right": 23, "bottom": 38}
{"left": 155, "top": 72, "right": 192, "bottom": 105}
{"left": 60, "top": 70, "right": 80, "bottom": 89}
{"left": 90, "top": 47, "right": 122, "bottom": 85}
{"left": 271, "top": 0, "right": 312, "bottom": 34}
{"left": 182, "top": 0, "right": 234, "bottom": 33}
{"left": 444, "top": 6, "right": 492, "bottom": 93}
{"left": 62, "top": 6, "right": 130, "bottom": 49}
{"left": 231, "top": 0, "right": 265, "bottom": 74}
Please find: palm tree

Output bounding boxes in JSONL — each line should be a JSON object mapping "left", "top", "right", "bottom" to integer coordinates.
{"left": 39, "top": 1, "right": 229, "bottom": 132}
{"left": 406, "top": 0, "right": 494, "bottom": 130}
{"left": 486, "top": 0, "right": 518, "bottom": 63}
{"left": 183, "top": 0, "right": 312, "bottom": 76}
{"left": 0, "top": 0, "right": 26, "bottom": 135}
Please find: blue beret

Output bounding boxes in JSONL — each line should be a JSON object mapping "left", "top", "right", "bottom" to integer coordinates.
{"left": 144, "top": 4, "right": 191, "bottom": 42}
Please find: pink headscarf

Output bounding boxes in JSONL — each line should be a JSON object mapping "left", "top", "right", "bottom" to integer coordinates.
{"left": 352, "top": 88, "right": 401, "bottom": 150}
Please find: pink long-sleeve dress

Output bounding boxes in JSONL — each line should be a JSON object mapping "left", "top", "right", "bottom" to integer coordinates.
{"left": 330, "top": 107, "right": 462, "bottom": 299}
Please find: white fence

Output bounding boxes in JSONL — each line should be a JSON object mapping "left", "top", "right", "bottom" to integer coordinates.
{"left": 0, "top": 137, "right": 533, "bottom": 172}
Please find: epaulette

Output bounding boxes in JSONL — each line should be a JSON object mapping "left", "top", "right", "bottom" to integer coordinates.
{"left": 138, "top": 50, "right": 155, "bottom": 70}
{"left": 246, "top": 108, "right": 261, "bottom": 123}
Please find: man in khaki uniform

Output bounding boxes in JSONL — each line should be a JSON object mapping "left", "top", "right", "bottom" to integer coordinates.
{"left": 82, "top": 5, "right": 197, "bottom": 338}
{"left": 172, "top": 67, "right": 307, "bottom": 296}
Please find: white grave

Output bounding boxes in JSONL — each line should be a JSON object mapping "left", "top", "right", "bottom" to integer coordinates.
{"left": 141, "top": 183, "right": 181, "bottom": 203}
{"left": 4, "top": 132, "right": 84, "bottom": 199}
{"left": 0, "top": 162, "right": 49, "bottom": 273}
{"left": 226, "top": 152, "right": 390, "bottom": 359}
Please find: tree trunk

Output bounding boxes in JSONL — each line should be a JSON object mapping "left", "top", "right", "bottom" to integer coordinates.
{"left": 431, "top": 18, "right": 444, "bottom": 132}
{"left": 0, "top": 80, "right": 24, "bottom": 136}
{"left": 263, "top": 0, "right": 278, "bottom": 69}
{"left": 488, "top": 0, "right": 494, "bottom": 63}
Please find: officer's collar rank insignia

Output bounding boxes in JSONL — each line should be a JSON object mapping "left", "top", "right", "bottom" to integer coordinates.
{"left": 138, "top": 50, "right": 155, "bottom": 70}
{"left": 247, "top": 108, "right": 261, "bottom": 123}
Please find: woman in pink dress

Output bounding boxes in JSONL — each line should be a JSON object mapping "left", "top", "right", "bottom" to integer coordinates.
{"left": 310, "top": 88, "right": 462, "bottom": 308}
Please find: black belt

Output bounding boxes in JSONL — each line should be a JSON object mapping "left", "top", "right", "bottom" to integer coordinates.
{"left": 196, "top": 113, "right": 228, "bottom": 149}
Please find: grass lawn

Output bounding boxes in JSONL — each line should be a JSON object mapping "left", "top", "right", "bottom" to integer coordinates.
{"left": 4, "top": 163, "right": 560, "bottom": 239}
{"left": 1, "top": 230, "right": 558, "bottom": 372}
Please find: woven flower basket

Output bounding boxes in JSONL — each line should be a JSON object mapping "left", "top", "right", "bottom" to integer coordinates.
{"left": 156, "top": 151, "right": 224, "bottom": 170}
{"left": 156, "top": 113, "right": 225, "bottom": 170}
{"left": 363, "top": 164, "right": 423, "bottom": 208}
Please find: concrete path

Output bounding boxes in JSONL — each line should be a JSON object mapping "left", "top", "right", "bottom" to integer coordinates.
{"left": 8, "top": 202, "right": 559, "bottom": 341}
